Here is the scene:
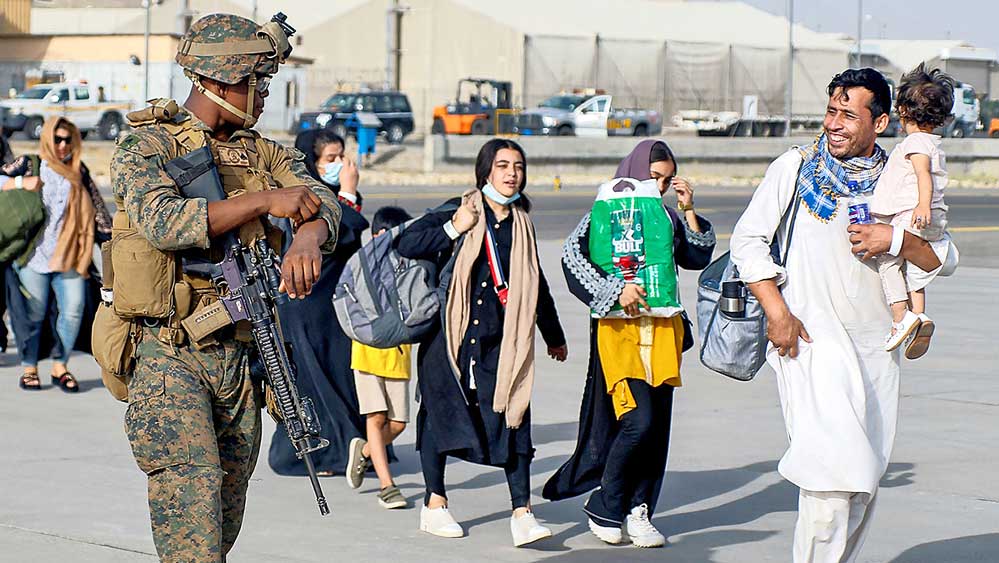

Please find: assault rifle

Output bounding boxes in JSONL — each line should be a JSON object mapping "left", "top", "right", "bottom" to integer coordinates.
{"left": 214, "top": 239, "right": 331, "bottom": 516}
{"left": 165, "top": 146, "right": 331, "bottom": 516}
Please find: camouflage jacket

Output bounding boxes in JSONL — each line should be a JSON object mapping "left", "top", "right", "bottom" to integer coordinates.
{"left": 110, "top": 104, "right": 340, "bottom": 254}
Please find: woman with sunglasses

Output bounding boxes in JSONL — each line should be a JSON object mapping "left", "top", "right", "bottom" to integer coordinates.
{"left": 1, "top": 117, "right": 112, "bottom": 391}
{"left": 543, "top": 139, "right": 715, "bottom": 548}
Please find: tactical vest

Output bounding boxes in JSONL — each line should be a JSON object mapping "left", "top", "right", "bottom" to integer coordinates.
{"left": 105, "top": 98, "right": 281, "bottom": 347}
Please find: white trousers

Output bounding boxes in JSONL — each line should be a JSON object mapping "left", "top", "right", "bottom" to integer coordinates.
{"left": 793, "top": 489, "right": 878, "bottom": 563}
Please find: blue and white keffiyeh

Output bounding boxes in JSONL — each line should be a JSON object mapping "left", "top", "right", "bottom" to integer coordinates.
{"left": 796, "top": 134, "right": 886, "bottom": 222}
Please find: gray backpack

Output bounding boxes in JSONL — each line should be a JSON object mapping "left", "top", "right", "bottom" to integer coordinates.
{"left": 333, "top": 220, "right": 440, "bottom": 348}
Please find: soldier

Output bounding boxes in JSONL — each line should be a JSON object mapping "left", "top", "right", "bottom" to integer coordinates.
{"left": 105, "top": 13, "right": 341, "bottom": 562}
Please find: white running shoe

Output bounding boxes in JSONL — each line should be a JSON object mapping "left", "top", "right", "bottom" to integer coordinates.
{"left": 587, "top": 518, "right": 623, "bottom": 545}
{"left": 885, "top": 310, "right": 922, "bottom": 352}
{"left": 510, "top": 511, "right": 552, "bottom": 547}
{"left": 420, "top": 505, "right": 464, "bottom": 538}
{"left": 624, "top": 504, "right": 665, "bottom": 548}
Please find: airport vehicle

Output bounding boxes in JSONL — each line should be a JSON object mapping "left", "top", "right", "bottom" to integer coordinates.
{"left": 940, "top": 82, "right": 980, "bottom": 138}
{"left": 513, "top": 92, "right": 663, "bottom": 137}
{"left": 0, "top": 81, "right": 130, "bottom": 140}
{"left": 431, "top": 78, "right": 513, "bottom": 135}
{"left": 295, "top": 91, "right": 414, "bottom": 144}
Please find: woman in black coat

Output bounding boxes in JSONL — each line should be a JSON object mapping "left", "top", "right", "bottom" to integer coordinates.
{"left": 396, "top": 139, "right": 567, "bottom": 547}
{"left": 542, "top": 139, "right": 716, "bottom": 548}
{"left": 267, "top": 129, "right": 373, "bottom": 475}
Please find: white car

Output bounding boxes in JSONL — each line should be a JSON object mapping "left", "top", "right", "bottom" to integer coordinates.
{"left": 1, "top": 82, "right": 131, "bottom": 140}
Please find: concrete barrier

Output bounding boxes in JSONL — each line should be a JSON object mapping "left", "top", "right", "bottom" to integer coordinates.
{"left": 431, "top": 135, "right": 999, "bottom": 179}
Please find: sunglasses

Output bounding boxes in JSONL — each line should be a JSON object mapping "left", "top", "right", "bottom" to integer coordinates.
{"left": 252, "top": 75, "right": 271, "bottom": 94}
{"left": 53, "top": 135, "right": 72, "bottom": 145}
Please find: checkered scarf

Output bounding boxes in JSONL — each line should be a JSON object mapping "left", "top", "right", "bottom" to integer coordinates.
{"left": 796, "top": 134, "right": 886, "bottom": 222}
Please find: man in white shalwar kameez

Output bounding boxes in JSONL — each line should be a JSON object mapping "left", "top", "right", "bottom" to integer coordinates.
{"left": 731, "top": 69, "right": 958, "bottom": 563}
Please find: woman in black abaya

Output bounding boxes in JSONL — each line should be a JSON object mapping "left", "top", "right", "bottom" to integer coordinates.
{"left": 267, "top": 129, "right": 376, "bottom": 475}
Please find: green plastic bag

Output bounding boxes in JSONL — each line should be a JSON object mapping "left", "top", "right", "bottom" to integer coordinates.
{"left": 588, "top": 178, "right": 680, "bottom": 318}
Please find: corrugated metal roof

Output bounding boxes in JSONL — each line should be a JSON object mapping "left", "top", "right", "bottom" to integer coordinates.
{"left": 449, "top": 0, "right": 849, "bottom": 50}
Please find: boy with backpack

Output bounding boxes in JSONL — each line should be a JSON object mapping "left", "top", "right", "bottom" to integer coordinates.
{"left": 346, "top": 206, "right": 414, "bottom": 509}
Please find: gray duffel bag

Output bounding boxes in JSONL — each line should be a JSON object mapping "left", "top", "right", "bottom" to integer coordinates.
{"left": 697, "top": 194, "right": 801, "bottom": 381}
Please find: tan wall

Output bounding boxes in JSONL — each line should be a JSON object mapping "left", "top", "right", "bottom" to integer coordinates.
{"left": 299, "top": 0, "right": 526, "bottom": 132}
{"left": 301, "top": 0, "right": 391, "bottom": 107}
{"left": 0, "top": 35, "right": 178, "bottom": 63}
{"left": 0, "top": 0, "right": 31, "bottom": 34}
{"left": 399, "top": 0, "right": 525, "bottom": 133}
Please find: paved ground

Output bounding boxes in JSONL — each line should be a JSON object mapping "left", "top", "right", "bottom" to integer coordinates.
{"left": 1, "top": 188, "right": 997, "bottom": 562}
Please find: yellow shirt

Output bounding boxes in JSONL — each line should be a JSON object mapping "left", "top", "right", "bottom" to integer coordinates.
{"left": 350, "top": 342, "right": 412, "bottom": 380}
{"left": 596, "top": 315, "right": 683, "bottom": 419}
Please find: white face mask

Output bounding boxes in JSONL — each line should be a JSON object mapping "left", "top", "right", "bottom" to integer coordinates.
{"left": 481, "top": 182, "right": 520, "bottom": 205}
{"left": 322, "top": 161, "right": 343, "bottom": 186}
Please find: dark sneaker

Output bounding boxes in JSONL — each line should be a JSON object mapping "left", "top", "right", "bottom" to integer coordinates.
{"left": 378, "top": 484, "right": 410, "bottom": 509}
{"left": 347, "top": 437, "right": 369, "bottom": 489}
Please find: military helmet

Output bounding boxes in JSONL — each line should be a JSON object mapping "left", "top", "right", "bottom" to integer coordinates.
{"left": 176, "top": 12, "right": 295, "bottom": 84}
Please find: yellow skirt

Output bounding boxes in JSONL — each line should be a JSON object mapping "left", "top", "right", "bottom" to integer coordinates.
{"left": 596, "top": 315, "right": 683, "bottom": 419}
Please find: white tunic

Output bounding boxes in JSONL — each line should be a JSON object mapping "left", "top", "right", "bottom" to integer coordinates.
{"left": 731, "top": 150, "right": 899, "bottom": 495}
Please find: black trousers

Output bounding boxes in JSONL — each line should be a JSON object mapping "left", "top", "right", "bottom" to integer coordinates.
{"left": 587, "top": 380, "right": 674, "bottom": 525}
{"left": 421, "top": 446, "right": 532, "bottom": 509}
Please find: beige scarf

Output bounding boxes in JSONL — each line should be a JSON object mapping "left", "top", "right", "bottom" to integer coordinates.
{"left": 445, "top": 189, "right": 540, "bottom": 429}
{"left": 40, "top": 117, "right": 95, "bottom": 277}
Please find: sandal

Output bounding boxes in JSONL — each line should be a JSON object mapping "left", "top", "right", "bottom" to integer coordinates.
{"left": 51, "top": 372, "right": 80, "bottom": 393}
{"left": 19, "top": 371, "right": 42, "bottom": 391}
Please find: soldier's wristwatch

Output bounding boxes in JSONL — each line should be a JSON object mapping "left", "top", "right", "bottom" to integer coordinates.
{"left": 677, "top": 201, "right": 694, "bottom": 212}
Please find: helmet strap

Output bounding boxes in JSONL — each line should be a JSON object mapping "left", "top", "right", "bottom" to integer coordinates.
{"left": 192, "top": 75, "right": 258, "bottom": 129}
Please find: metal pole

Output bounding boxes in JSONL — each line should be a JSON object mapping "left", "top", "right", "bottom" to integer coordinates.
{"left": 786, "top": 0, "right": 793, "bottom": 136}
{"left": 385, "top": 1, "right": 393, "bottom": 90}
{"left": 856, "top": 0, "right": 863, "bottom": 67}
{"left": 252, "top": 0, "right": 258, "bottom": 23}
{"left": 395, "top": 4, "right": 404, "bottom": 91}
{"left": 144, "top": 0, "right": 151, "bottom": 102}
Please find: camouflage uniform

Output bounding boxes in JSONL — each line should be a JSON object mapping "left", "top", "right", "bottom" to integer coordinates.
{"left": 110, "top": 13, "right": 340, "bottom": 563}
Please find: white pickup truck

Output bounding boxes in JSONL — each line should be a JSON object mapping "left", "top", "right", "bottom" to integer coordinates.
{"left": 0, "top": 82, "right": 130, "bottom": 140}
{"left": 513, "top": 94, "right": 663, "bottom": 137}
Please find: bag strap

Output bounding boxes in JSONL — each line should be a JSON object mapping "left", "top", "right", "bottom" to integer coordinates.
{"left": 483, "top": 221, "right": 509, "bottom": 307}
{"left": 773, "top": 159, "right": 805, "bottom": 267}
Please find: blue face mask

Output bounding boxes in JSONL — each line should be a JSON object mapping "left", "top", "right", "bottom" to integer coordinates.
{"left": 481, "top": 182, "right": 521, "bottom": 205}
{"left": 322, "top": 161, "right": 343, "bottom": 186}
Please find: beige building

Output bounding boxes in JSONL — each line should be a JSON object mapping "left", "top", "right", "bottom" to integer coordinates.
{"left": 0, "top": 0, "right": 312, "bottom": 132}
{"left": 295, "top": 0, "right": 856, "bottom": 132}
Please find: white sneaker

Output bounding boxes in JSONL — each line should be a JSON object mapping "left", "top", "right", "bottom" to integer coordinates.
{"left": 587, "top": 518, "right": 623, "bottom": 545}
{"left": 510, "top": 511, "right": 552, "bottom": 547}
{"left": 420, "top": 505, "right": 464, "bottom": 538}
{"left": 624, "top": 504, "right": 665, "bottom": 548}
{"left": 885, "top": 310, "right": 921, "bottom": 352}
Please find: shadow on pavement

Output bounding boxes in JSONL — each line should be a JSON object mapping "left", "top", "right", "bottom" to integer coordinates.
{"left": 532, "top": 421, "right": 582, "bottom": 447}
{"left": 523, "top": 460, "right": 791, "bottom": 554}
{"left": 531, "top": 529, "right": 778, "bottom": 562}
{"left": 881, "top": 462, "right": 917, "bottom": 488}
{"left": 888, "top": 533, "right": 999, "bottom": 562}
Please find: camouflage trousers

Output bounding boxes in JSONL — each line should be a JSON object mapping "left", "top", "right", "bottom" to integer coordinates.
{"left": 125, "top": 327, "right": 261, "bottom": 563}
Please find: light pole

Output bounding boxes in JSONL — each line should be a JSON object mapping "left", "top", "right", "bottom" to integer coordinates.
{"left": 786, "top": 0, "right": 794, "bottom": 137}
{"left": 143, "top": 0, "right": 151, "bottom": 102}
{"left": 855, "top": 0, "right": 863, "bottom": 67}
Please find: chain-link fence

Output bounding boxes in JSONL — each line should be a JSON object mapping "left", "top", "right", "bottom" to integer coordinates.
{"left": 524, "top": 34, "right": 846, "bottom": 120}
